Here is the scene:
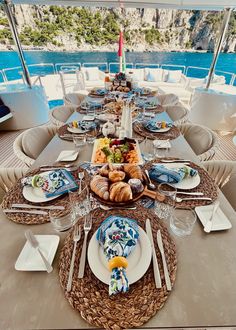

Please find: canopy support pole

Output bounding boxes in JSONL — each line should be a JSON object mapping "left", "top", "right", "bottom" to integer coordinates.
{"left": 2, "top": 0, "right": 32, "bottom": 88}
{"left": 206, "top": 8, "right": 232, "bottom": 89}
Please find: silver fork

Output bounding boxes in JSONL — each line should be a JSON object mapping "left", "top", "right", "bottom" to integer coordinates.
{"left": 67, "top": 225, "right": 81, "bottom": 292}
{"left": 78, "top": 214, "right": 92, "bottom": 278}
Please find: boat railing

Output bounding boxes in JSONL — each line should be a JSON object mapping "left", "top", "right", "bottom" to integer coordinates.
{"left": 55, "top": 62, "right": 81, "bottom": 73}
{"left": 186, "top": 66, "right": 235, "bottom": 85}
{"left": 109, "top": 62, "right": 133, "bottom": 73}
{"left": 160, "top": 64, "right": 186, "bottom": 73}
{"left": 135, "top": 63, "right": 160, "bottom": 69}
{"left": 0, "top": 69, "right": 6, "bottom": 82}
{"left": 2, "top": 63, "right": 55, "bottom": 81}
{"left": 82, "top": 62, "right": 108, "bottom": 72}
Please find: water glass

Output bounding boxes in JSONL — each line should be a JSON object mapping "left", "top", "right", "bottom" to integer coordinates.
{"left": 49, "top": 202, "right": 77, "bottom": 232}
{"left": 153, "top": 140, "right": 170, "bottom": 158}
{"left": 170, "top": 207, "right": 197, "bottom": 237}
{"left": 73, "top": 135, "right": 86, "bottom": 150}
{"left": 69, "top": 181, "right": 91, "bottom": 219}
{"left": 142, "top": 137, "right": 155, "bottom": 161}
{"left": 154, "top": 183, "right": 176, "bottom": 220}
{"left": 86, "top": 134, "right": 96, "bottom": 144}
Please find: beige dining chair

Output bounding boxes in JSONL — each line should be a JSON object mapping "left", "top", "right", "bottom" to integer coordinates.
{"left": 13, "top": 125, "right": 58, "bottom": 167}
{"left": 64, "top": 91, "right": 89, "bottom": 108}
{"left": 177, "top": 123, "right": 219, "bottom": 161}
{"left": 165, "top": 102, "right": 189, "bottom": 125}
{"left": 0, "top": 167, "right": 27, "bottom": 203}
{"left": 49, "top": 105, "right": 76, "bottom": 127}
{"left": 157, "top": 93, "right": 179, "bottom": 107}
{"left": 203, "top": 160, "right": 236, "bottom": 210}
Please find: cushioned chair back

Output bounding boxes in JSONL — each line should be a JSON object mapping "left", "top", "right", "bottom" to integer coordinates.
{"left": 165, "top": 104, "right": 189, "bottom": 123}
{"left": 203, "top": 160, "right": 236, "bottom": 210}
{"left": 222, "top": 174, "right": 236, "bottom": 211}
{"left": 49, "top": 105, "right": 75, "bottom": 126}
{"left": 22, "top": 126, "right": 57, "bottom": 160}
{"left": 0, "top": 167, "right": 27, "bottom": 202}
{"left": 179, "top": 124, "right": 213, "bottom": 156}
{"left": 158, "top": 93, "right": 179, "bottom": 107}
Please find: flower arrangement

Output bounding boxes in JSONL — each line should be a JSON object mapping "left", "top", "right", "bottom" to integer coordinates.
{"left": 115, "top": 72, "right": 126, "bottom": 81}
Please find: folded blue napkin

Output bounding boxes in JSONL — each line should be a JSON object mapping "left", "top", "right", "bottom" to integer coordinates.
{"left": 145, "top": 120, "right": 173, "bottom": 132}
{"left": 97, "top": 215, "right": 139, "bottom": 295}
{"left": 79, "top": 121, "right": 97, "bottom": 131}
{"left": 96, "top": 89, "right": 106, "bottom": 95}
{"left": 149, "top": 164, "right": 198, "bottom": 184}
{"left": 22, "top": 169, "right": 78, "bottom": 198}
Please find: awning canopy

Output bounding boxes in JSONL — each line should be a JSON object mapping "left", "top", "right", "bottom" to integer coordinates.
{"left": 8, "top": 0, "right": 236, "bottom": 10}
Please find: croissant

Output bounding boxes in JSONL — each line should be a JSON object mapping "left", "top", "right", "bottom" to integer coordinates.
{"left": 123, "top": 165, "right": 143, "bottom": 181}
{"left": 90, "top": 175, "right": 109, "bottom": 200}
{"left": 108, "top": 170, "right": 126, "bottom": 183}
{"left": 99, "top": 164, "right": 109, "bottom": 177}
{"left": 109, "top": 182, "right": 133, "bottom": 202}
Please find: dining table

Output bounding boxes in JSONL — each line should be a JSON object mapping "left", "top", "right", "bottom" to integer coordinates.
{"left": 0, "top": 109, "right": 236, "bottom": 330}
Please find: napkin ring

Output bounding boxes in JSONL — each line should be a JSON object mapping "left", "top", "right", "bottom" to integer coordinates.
{"left": 108, "top": 256, "right": 128, "bottom": 272}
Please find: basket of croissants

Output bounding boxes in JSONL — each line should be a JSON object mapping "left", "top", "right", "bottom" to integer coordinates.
{"left": 90, "top": 163, "right": 146, "bottom": 205}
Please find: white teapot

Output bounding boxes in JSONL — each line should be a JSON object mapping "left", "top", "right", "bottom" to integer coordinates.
{"left": 102, "top": 121, "right": 116, "bottom": 137}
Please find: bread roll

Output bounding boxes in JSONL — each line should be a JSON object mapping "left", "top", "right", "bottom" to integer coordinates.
{"left": 123, "top": 165, "right": 143, "bottom": 181}
{"left": 109, "top": 182, "right": 133, "bottom": 202}
{"left": 108, "top": 170, "right": 126, "bottom": 183}
{"left": 90, "top": 175, "right": 109, "bottom": 200}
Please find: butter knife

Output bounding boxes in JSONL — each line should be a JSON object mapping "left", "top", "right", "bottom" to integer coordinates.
{"left": 3, "top": 209, "right": 47, "bottom": 215}
{"left": 145, "top": 219, "right": 162, "bottom": 288}
{"left": 157, "top": 230, "right": 171, "bottom": 291}
{"left": 12, "top": 203, "right": 65, "bottom": 211}
{"left": 25, "top": 230, "right": 53, "bottom": 273}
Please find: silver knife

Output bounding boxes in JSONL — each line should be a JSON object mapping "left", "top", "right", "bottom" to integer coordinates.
{"left": 3, "top": 209, "right": 47, "bottom": 215}
{"left": 145, "top": 219, "right": 162, "bottom": 288}
{"left": 157, "top": 230, "right": 171, "bottom": 291}
{"left": 12, "top": 203, "right": 65, "bottom": 211}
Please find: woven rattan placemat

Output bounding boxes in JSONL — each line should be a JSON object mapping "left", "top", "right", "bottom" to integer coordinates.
{"left": 1, "top": 168, "right": 89, "bottom": 225}
{"left": 58, "top": 124, "right": 97, "bottom": 141}
{"left": 144, "top": 158, "right": 218, "bottom": 209}
{"left": 58, "top": 206, "right": 177, "bottom": 330}
{"left": 133, "top": 122, "right": 180, "bottom": 140}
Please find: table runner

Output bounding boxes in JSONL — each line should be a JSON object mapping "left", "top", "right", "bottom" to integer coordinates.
{"left": 58, "top": 206, "right": 177, "bottom": 330}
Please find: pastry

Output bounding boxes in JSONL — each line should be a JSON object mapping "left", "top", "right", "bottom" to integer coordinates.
{"left": 128, "top": 179, "right": 144, "bottom": 194}
{"left": 90, "top": 175, "right": 109, "bottom": 200}
{"left": 108, "top": 170, "right": 126, "bottom": 182}
{"left": 109, "top": 182, "right": 133, "bottom": 202}
{"left": 123, "top": 165, "right": 143, "bottom": 181}
{"left": 99, "top": 164, "right": 109, "bottom": 177}
{"left": 124, "top": 87, "right": 130, "bottom": 92}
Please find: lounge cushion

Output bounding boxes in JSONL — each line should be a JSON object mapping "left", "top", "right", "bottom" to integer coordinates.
{"left": 167, "top": 70, "right": 182, "bottom": 83}
{"left": 145, "top": 68, "right": 163, "bottom": 82}
{"left": 184, "top": 126, "right": 213, "bottom": 156}
{"left": 22, "top": 128, "right": 52, "bottom": 159}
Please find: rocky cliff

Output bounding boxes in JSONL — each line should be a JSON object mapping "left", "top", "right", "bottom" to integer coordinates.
{"left": 0, "top": 5, "right": 235, "bottom": 52}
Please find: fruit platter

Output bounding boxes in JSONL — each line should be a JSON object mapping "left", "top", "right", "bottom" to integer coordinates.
{"left": 91, "top": 138, "right": 143, "bottom": 165}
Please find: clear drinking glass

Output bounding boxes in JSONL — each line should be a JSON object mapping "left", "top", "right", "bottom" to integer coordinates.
{"left": 170, "top": 207, "right": 197, "bottom": 237}
{"left": 142, "top": 137, "right": 155, "bottom": 162}
{"left": 153, "top": 140, "right": 171, "bottom": 158}
{"left": 154, "top": 183, "right": 177, "bottom": 220}
{"left": 73, "top": 135, "right": 86, "bottom": 150}
{"left": 49, "top": 202, "right": 77, "bottom": 232}
{"left": 69, "top": 181, "right": 91, "bottom": 219}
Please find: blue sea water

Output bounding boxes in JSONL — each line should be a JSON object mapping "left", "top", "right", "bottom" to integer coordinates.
{"left": 0, "top": 50, "right": 236, "bottom": 83}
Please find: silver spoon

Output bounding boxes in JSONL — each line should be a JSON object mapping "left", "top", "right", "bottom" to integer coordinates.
{"left": 145, "top": 170, "right": 156, "bottom": 190}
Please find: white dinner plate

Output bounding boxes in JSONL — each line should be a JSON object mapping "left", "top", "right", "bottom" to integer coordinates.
{"left": 22, "top": 171, "right": 62, "bottom": 203}
{"left": 162, "top": 163, "right": 201, "bottom": 190}
{"left": 67, "top": 126, "right": 89, "bottom": 134}
{"left": 195, "top": 205, "right": 232, "bottom": 231}
{"left": 15, "top": 235, "right": 60, "bottom": 271}
{"left": 87, "top": 226, "right": 152, "bottom": 285}
{"left": 144, "top": 123, "right": 171, "bottom": 133}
